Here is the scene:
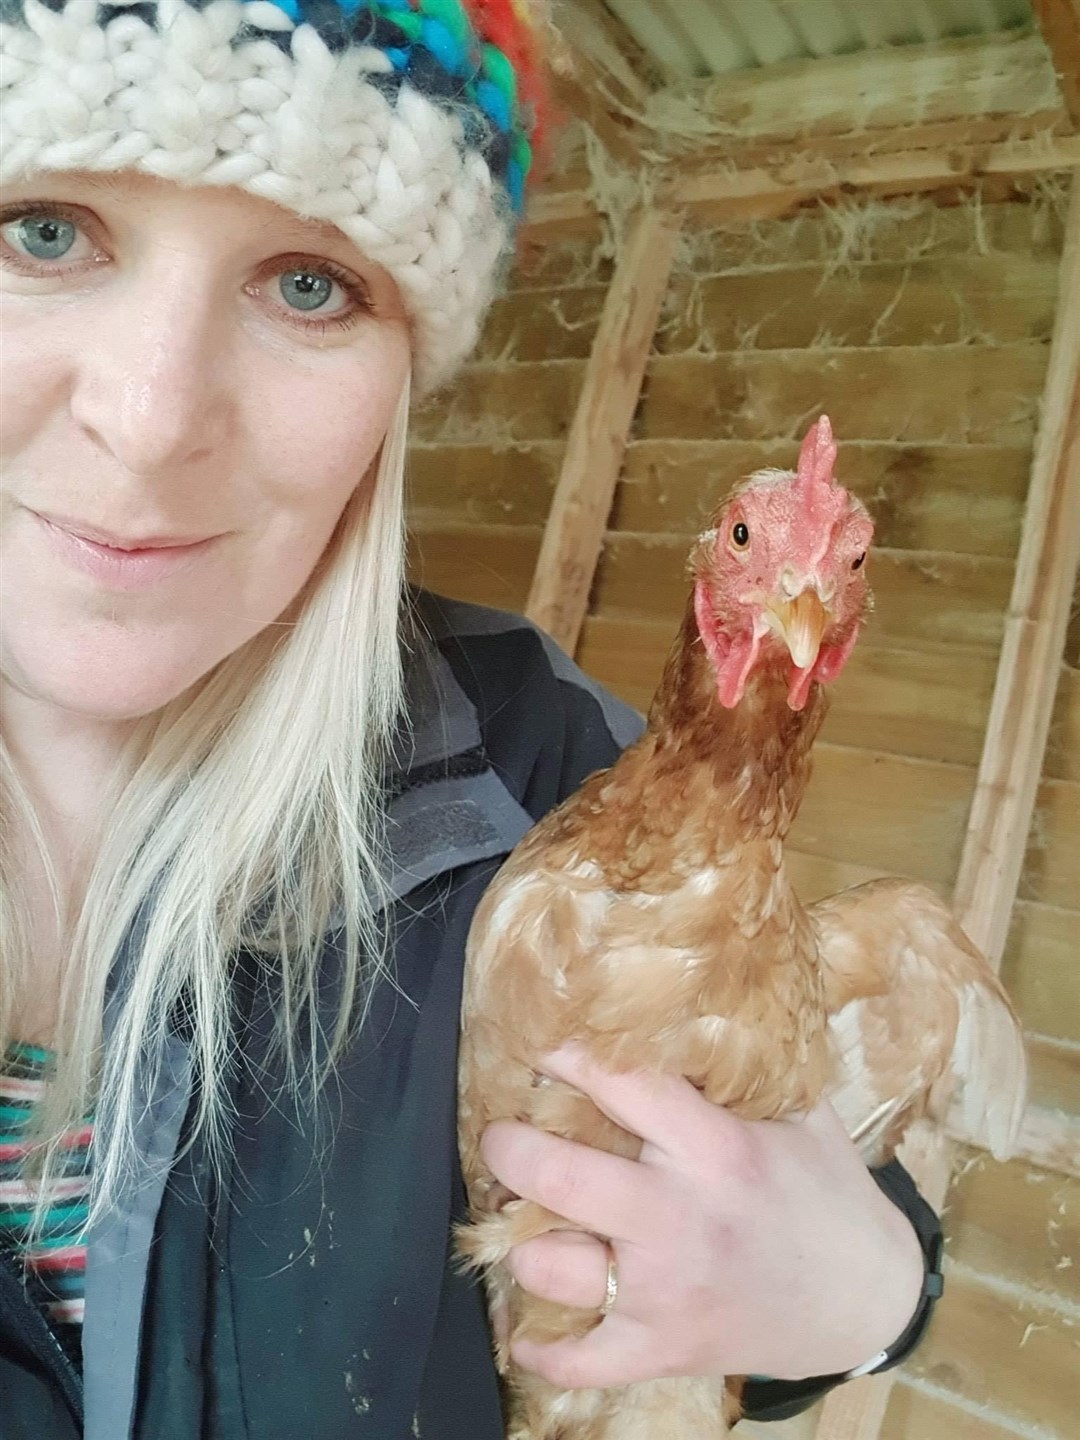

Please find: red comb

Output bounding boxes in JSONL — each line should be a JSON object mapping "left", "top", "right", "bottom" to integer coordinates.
{"left": 796, "top": 415, "right": 837, "bottom": 494}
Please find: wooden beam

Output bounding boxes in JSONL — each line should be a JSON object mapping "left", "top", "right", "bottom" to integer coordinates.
{"left": 521, "top": 187, "right": 601, "bottom": 238}
{"left": 544, "top": 0, "right": 653, "bottom": 166}
{"left": 1031, "top": 0, "right": 1080, "bottom": 125}
{"left": 645, "top": 30, "right": 1062, "bottom": 155}
{"left": 952, "top": 180, "right": 1080, "bottom": 965}
{"left": 554, "top": 0, "right": 655, "bottom": 110}
{"left": 720, "top": 111, "right": 1067, "bottom": 174}
{"left": 522, "top": 128, "right": 1080, "bottom": 239}
{"left": 548, "top": 62, "right": 643, "bottom": 168}
{"left": 664, "top": 131, "right": 1080, "bottom": 222}
{"left": 813, "top": 174, "right": 1080, "bottom": 1440}
{"left": 525, "top": 208, "right": 680, "bottom": 654}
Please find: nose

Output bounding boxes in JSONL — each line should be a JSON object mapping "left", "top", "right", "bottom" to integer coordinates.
{"left": 69, "top": 256, "right": 230, "bottom": 477}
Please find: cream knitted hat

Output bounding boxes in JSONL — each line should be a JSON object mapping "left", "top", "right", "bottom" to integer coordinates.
{"left": 0, "top": 0, "right": 550, "bottom": 395}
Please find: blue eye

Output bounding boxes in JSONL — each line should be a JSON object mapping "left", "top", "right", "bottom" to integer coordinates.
{"left": 279, "top": 269, "right": 335, "bottom": 312}
{"left": 14, "top": 214, "right": 77, "bottom": 262}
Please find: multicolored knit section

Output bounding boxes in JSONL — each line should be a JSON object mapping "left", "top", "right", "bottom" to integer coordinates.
{"left": 248, "top": 0, "right": 550, "bottom": 212}
{"left": 0, "top": 0, "right": 553, "bottom": 394}
{"left": 0, "top": 1044, "right": 92, "bottom": 1356}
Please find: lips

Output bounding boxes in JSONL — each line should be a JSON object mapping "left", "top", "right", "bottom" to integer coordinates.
{"left": 35, "top": 508, "right": 222, "bottom": 591}
{"left": 32, "top": 510, "right": 216, "bottom": 550}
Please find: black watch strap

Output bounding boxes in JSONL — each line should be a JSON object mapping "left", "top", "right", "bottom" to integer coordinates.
{"left": 739, "top": 1158, "right": 945, "bottom": 1423}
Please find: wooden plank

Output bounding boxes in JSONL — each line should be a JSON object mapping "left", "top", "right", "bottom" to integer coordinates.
{"left": 810, "top": 649, "right": 998, "bottom": 766}
{"left": 408, "top": 443, "right": 561, "bottom": 528}
{"left": 789, "top": 746, "right": 974, "bottom": 891}
{"left": 882, "top": 1378, "right": 1049, "bottom": 1440}
{"left": 1026, "top": 1033, "right": 1080, "bottom": 1115}
{"left": 659, "top": 256, "right": 1059, "bottom": 353}
{"left": 953, "top": 179, "right": 1080, "bottom": 961}
{"left": 1065, "top": 571, "right": 1080, "bottom": 666}
{"left": 815, "top": 174, "right": 1080, "bottom": 1440}
{"left": 644, "top": 32, "right": 1061, "bottom": 153}
{"left": 1019, "top": 777, "right": 1080, "bottom": 908}
{"left": 680, "top": 197, "right": 1066, "bottom": 277}
{"left": 999, "top": 901, "right": 1080, "bottom": 1042}
{"left": 786, "top": 850, "right": 897, "bottom": 903}
{"left": 546, "top": 0, "right": 653, "bottom": 166}
{"left": 412, "top": 361, "right": 584, "bottom": 445}
{"left": 663, "top": 133, "right": 1080, "bottom": 223}
{"left": 616, "top": 440, "right": 1030, "bottom": 559}
{"left": 713, "top": 113, "right": 1068, "bottom": 175}
{"left": 555, "top": 0, "right": 654, "bottom": 110}
{"left": 737, "top": 1406, "right": 820, "bottom": 1440}
{"left": 477, "top": 285, "right": 607, "bottom": 363}
{"left": 946, "top": 1145, "right": 1080, "bottom": 1306}
{"left": 526, "top": 208, "right": 681, "bottom": 654}
{"left": 407, "top": 524, "right": 540, "bottom": 614}
{"left": 413, "top": 441, "right": 1030, "bottom": 560}
{"left": 579, "top": 618, "right": 1000, "bottom": 765}
{"left": 638, "top": 348, "right": 1048, "bottom": 446}
{"left": 520, "top": 187, "right": 600, "bottom": 239}
{"left": 512, "top": 231, "right": 613, "bottom": 291}
{"left": 523, "top": 134, "right": 1080, "bottom": 244}
{"left": 595, "top": 536, "right": 1013, "bottom": 653}
{"left": 903, "top": 1273, "right": 1080, "bottom": 1437}
{"left": 1045, "top": 663, "right": 1080, "bottom": 780}
{"left": 1031, "top": 0, "right": 1080, "bottom": 125}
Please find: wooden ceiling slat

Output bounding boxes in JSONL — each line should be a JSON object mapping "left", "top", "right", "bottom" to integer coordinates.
{"left": 1030, "top": 0, "right": 1080, "bottom": 125}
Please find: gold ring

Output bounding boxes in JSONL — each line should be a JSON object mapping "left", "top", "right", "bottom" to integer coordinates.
{"left": 598, "top": 1244, "right": 618, "bottom": 1318}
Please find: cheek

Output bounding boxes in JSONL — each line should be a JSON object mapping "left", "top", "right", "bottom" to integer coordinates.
{"left": 240, "top": 336, "right": 408, "bottom": 588}
{"left": 0, "top": 303, "right": 70, "bottom": 454}
{"left": 0, "top": 322, "right": 410, "bottom": 723}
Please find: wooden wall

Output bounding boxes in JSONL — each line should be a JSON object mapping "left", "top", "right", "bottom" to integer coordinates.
{"left": 408, "top": 168, "right": 1078, "bottom": 1439}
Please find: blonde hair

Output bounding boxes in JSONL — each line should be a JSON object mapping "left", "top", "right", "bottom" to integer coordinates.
{"left": 0, "top": 375, "right": 413, "bottom": 1225}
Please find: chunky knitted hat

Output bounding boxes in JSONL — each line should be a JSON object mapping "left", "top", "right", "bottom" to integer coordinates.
{"left": 0, "top": 0, "right": 550, "bottom": 395}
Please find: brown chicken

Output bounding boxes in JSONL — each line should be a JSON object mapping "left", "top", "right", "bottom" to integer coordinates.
{"left": 456, "top": 416, "right": 1027, "bottom": 1440}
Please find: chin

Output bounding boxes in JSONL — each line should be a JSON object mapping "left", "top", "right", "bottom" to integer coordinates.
{"left": 7, "top": 623, "right": 220, "bottom": 725}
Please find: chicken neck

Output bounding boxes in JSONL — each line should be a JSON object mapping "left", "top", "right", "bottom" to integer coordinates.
{"left": 640, "top": 595, "right": 829, "bottom": 848}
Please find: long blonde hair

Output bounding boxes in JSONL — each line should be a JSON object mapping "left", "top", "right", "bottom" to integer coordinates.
{"left": 0, "top": 375, "right": 413, "bottom": 1224}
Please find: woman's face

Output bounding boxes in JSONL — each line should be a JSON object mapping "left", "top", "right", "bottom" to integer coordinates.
{"left": 0, "top": 170, "right": 411, "bottom": 725}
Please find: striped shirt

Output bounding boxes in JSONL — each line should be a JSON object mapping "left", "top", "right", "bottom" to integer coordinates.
{"left": 0, "top": 1043, "right": 92, "bottom": 1365}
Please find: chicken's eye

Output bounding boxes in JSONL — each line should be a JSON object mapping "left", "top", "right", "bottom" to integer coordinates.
{"left": 851, "top": 552, "right": 866, "bottom": 571}
{"left": 731, "top": 522, "right": 750, "bottom": 550}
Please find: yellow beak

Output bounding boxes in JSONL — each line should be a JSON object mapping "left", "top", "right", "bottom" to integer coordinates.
{"left": 765, "top": 589, "right": 831, "bottom": 671}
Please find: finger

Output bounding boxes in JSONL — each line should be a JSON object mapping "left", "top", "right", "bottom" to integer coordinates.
{"left": 481, "top": 1119, "right": 665, "bottom": 1244}
{"left": 512, "top": 1315, "right": 672, "bottom": 1391}
{"left": 538, "top": 1044, "right": 740, "bottom": 1161}
{"left": 506, "top": 1230, "right": 612, "bottom": 1311}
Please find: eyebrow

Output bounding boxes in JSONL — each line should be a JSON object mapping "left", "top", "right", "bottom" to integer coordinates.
{"left": 53, "top": 172, "right": 354, "bottom": 253}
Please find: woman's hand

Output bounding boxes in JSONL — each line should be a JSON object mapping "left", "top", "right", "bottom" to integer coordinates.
{"left": 479, "top": 1044, "right": 924, "bottom": 1391}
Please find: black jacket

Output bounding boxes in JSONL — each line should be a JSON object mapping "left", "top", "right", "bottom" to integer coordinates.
{"left": 0, "top": 591, "right": 942, "bottom": 1440}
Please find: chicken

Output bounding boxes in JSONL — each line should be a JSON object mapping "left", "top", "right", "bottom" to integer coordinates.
{"left": 456, "top": 416, "right": 1027, "bottom": 1440}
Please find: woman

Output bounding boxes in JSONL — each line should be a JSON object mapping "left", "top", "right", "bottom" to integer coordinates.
{"left": 0, "top": 2, "right": 943, "bottom": 1437}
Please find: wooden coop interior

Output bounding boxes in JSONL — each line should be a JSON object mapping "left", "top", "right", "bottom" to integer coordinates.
{"left": 407, "top": 3, "right": 1080, "bottom": 1437}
